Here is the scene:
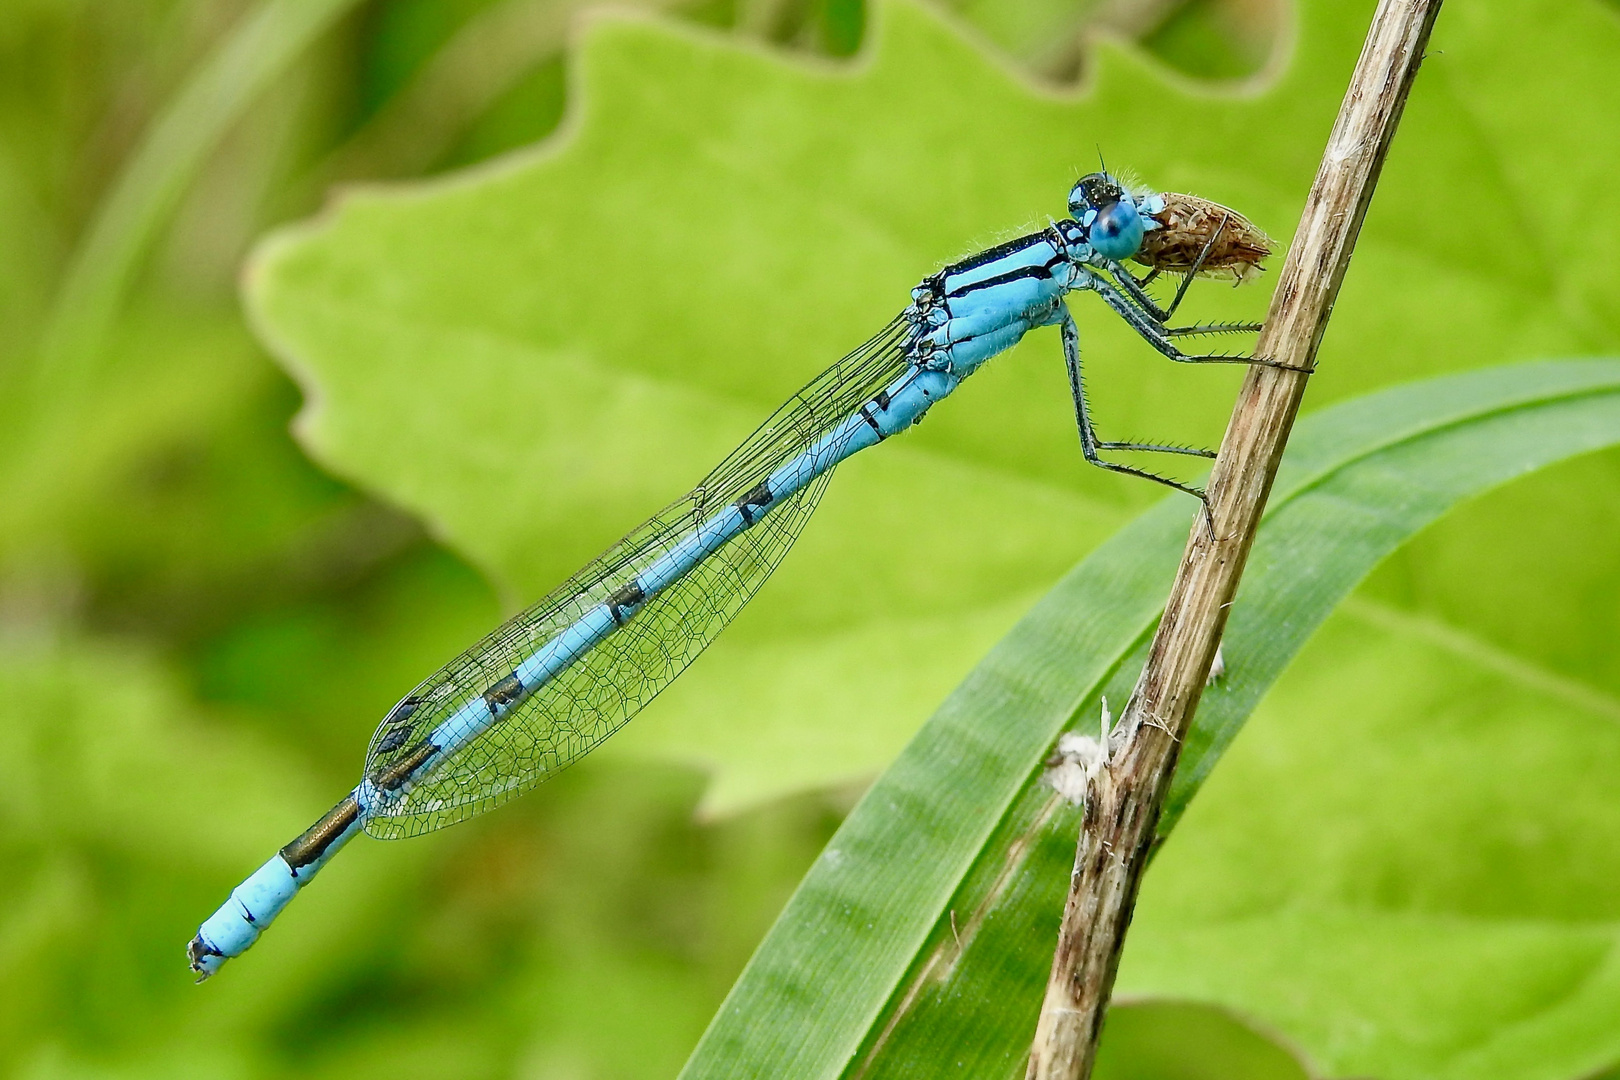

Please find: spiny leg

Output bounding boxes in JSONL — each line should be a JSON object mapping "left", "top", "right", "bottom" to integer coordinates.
{"left": 1103, "top": 265, "right": 1259, "bottom": 339}
{"left": 1108, "top": 263, "right": 1172, "bottom": 323}
{"left": 1102, "top": 212, "right": 1228, "bottom": 324}
{"left": 1165, "top": 321, "right": 1264, "bottom": 338}
{"left": 1106, "top": 213, "right": 1266, "bottom": 336}
{"left": 1092, "top": 276, "right": 1311, "bottom": 373}
{"left": 1058, "top": 307, "right": 1215, "bottom": 529}
{"left": 1156, "top": 210, "right": 1228, "bottom": 324}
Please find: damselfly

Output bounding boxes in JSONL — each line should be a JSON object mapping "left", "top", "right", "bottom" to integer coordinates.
{"left": 188, "top": 172, "right": 1274, "bottom": 979}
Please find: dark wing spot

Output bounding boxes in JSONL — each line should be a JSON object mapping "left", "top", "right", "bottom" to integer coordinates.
{"left": 376, "top": 726, "right": 412, "bottom": 754}
{"left": 383, "top": 694, "right": 425, "bottom": 729}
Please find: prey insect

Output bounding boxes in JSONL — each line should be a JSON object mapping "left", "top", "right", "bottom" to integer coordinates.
{"left": 188, "top": 172, "right": 1275, "bottom": 979}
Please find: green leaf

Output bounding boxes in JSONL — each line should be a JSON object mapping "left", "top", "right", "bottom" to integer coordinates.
{"left": 677, "top": 361, "right": 1620, "bottom": 1080}
{"left": 246, "top": 0, "right": 1620, "bottom": 815}
{"left": 1123, "top": 597, "right": 1620, "bottom": 1080}
{"left": 1090, "top": 1002, "right": 1310, "bottom": 1080}
{"left": 240, "top": 0, "right": 1285, "bottom": 814}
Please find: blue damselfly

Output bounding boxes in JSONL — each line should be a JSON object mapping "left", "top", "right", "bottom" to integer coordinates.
{"left": 188, "top": 173, "right": 1273, "bottom": 979}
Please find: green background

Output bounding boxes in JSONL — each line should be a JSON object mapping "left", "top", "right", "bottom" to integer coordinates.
{"left": 1, "top": 0, "right": 1616, "bottom": 1077}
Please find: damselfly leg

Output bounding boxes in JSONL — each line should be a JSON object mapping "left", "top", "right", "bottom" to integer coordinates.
{"left": 1054, "top": 218, "right": 1287, "bottom": 530}
{"left": 1057, "top": 308, "right": 1214, "bottom": 505}
{"left": 1111, "top": 212, "right": 1224, "bottom": 322}
{"left": 1094, "top": 276, "right": 1310, "bottom": 374}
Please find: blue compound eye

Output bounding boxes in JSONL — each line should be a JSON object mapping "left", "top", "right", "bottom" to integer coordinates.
{"left": 1090, "top": 199, "right": 1145, "bottom": 261}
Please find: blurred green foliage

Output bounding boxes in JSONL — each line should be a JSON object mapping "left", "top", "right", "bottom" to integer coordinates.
{"left": 1, "top": 0, "right": 1614, "bottom": 1077}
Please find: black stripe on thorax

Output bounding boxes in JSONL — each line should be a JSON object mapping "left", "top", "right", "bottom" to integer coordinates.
{"left": 946, "top": 263, "right": 1054, "bottom": 300}
{"left": 942, "top": 230, "right": 1052, "bottom": 276}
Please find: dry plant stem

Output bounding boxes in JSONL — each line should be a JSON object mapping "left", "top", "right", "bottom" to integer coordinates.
{"left": 1025, "top": 1, "right": 1444, "bottom": 1077}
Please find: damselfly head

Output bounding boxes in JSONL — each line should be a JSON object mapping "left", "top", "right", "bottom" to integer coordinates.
{"left": 1069, "top": 172, "right": 1150, "bottom": 261}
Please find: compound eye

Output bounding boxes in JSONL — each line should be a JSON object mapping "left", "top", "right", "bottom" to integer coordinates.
{"left": 1069, "top": 172, "right": 1121, "bottom": 216}
{"left": 1089, "top": 198, "right": 1145, "bottom": 261}
{"left": 1067, "top": 178, "right": 1091, "bottom": 216}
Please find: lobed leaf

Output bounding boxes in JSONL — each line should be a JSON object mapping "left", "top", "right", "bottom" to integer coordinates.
{"left": 247, "top": 0, "right": 1620, "bottom": 814}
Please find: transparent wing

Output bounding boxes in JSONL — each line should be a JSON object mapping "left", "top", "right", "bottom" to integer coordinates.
{"left": 362, "top": 315, "right": 913, "bottom": 838}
